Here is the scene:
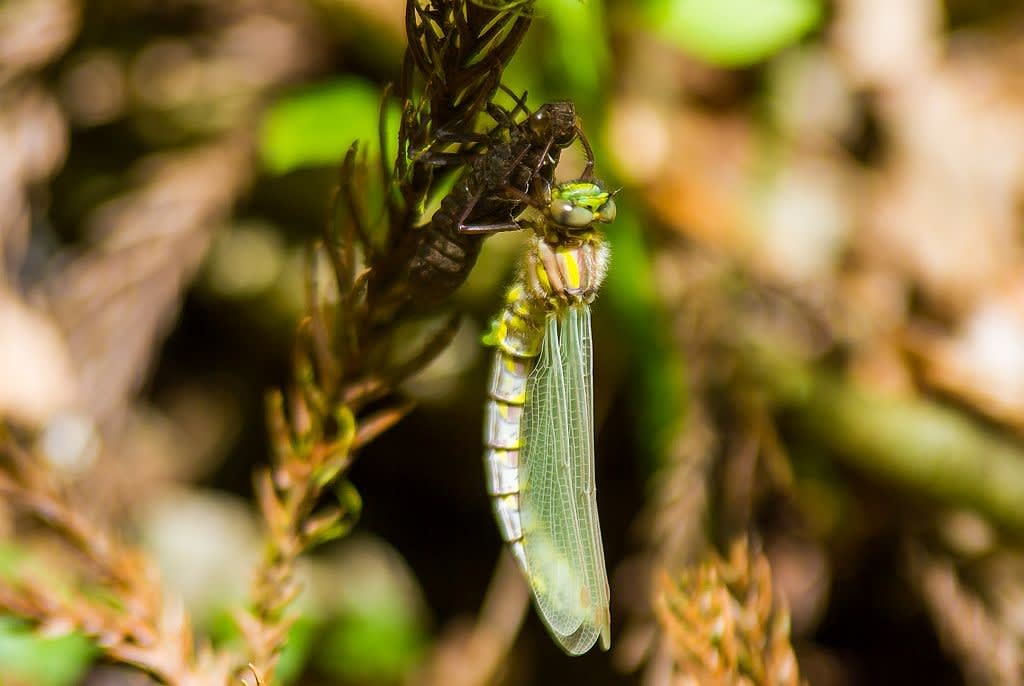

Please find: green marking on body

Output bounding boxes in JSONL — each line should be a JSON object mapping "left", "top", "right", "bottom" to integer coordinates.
{"left": 552, "top": 182, "right": 611, "bottom": 212}
{"left": 482, "top": 318, "right": 502, "bottom": 346}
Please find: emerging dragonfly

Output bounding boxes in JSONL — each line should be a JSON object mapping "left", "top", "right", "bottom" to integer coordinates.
{"left": 381, "top": 97, "right": 594, "bottom": 312}
{"left": 483, "top": 178, "right": 616, "bottom": 654}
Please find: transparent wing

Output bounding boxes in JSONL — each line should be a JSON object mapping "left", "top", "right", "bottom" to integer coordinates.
{"left": 519, "top": 307, "right": 609, "bottom": 655}
{"left": 560, "top": 306, "right": 610, "bottom": 652}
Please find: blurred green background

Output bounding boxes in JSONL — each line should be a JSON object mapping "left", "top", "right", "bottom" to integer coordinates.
{"left": 5, "top": 0, "right": 1024, "bottom": 684}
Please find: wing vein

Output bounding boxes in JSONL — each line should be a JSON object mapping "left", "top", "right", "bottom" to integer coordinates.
{"left": 519, "top": 306, "right": 609, "bottom": 654}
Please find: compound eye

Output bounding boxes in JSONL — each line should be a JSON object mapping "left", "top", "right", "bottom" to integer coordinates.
{"left": 552, "top": 201, "right": 594, "bottom": 228}
{"left": 550, "top": 198, "right": 574, "bottom": 221}
{"left": 596, "top": 198, "right": 617, "bottom": 223}
{"left": 529, "top": 111, "right": 549, "bottom": 136}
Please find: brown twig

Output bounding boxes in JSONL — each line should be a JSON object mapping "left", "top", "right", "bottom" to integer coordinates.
{"left": 409, "top": 551, "right": 529, "bottom": 686}
{"left": 0, "top": 436, "right": 238, "bottom": 686}
{"left": 908, "top": 545, "right": 1023, "bottom": 686}
{"left": 238, "top": 386, "right": 361, "bottom": 683}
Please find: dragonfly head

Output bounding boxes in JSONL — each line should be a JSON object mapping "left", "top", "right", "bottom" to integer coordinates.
{"left": 546, "top": 181, "right": 617, "bottom": 230}
{"left": 529, "top": 102, "right": 578, "bottom": 147}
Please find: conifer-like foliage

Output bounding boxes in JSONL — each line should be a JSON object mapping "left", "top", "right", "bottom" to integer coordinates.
{"left": 0, "top": 2, "right": 540, "bottom": 684}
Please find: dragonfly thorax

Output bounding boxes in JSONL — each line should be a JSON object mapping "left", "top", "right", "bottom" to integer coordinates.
{"left": 526, "top": 235, "right": 609, "bottom": 306}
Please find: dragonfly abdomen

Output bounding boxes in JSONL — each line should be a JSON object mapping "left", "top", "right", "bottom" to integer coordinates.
{"left": 483, "top": 233, "right": 608, "bottom": 576}
{"left": 483, "top": 280, "right": 547, "bottom": 573}
{"left": 406, "top": 189, "right": 487, "bottom": 304}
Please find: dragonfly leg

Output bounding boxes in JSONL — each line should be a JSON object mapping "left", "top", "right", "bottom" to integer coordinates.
{"left": 448, "top": 155, "right": 524, "bottom": 233}
{"left": 500, "top": 184, "right": 535, "bottom": 207}
{"left": 452, "top": 189, "right": 523, "bottom": 235}
{"left": 537, "top": 240, "right": 567, "bottom": 295}
{"left": 449, "top": 182, "right": 488, "bottom": 230}
{"left": 459, "top": 220, "right": 523, "bottom": 235}
{"left": 528, "top": 176, "right": 553, "bottom": 206}
{"left": 529, "top": 136, "right": 556, "bottom": 181}
{"left": 576, "top": 126, "right": 596, "bottom": 179}
{"left": 407, "top": 126, "right": 493, "bottom": 167}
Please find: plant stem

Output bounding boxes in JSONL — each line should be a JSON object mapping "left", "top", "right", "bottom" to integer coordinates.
{"left": 744, "top": 342, "right": 1024, "bottom": 533}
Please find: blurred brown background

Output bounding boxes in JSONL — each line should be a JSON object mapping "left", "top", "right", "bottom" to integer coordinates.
{"left": 3, "top": 0, "right": 1024, "bottom": 685}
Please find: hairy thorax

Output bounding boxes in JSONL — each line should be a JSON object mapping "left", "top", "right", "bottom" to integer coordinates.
{"left": 525, "top": 233, "right": 609, "bottom": 306}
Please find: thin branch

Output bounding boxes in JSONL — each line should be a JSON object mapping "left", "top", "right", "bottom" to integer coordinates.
{"left": 0, "top": 439, "right": 238, "bottom": 686}
{"left": 742, "top": 340, "right": 1024, "bottom": 533}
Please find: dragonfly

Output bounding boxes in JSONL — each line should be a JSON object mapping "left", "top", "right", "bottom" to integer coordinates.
{"left": 379, "top": 97, "right": 594, "bottom": 313}
{"left": 483, "top": 178, "right": 616, "bottom": 654}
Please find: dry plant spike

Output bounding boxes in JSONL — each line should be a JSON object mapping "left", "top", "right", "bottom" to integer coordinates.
{"left": 335, "top": 144, "right": 373, "bottom": 268}
{"left": 378, "top": 83, "right": 397, "bottom": 201}
{"left": 404, "top": 0, "right": 532, "bottom": 131}
{"left": 654, "top": 539, "right": 804, "bottom": 686}
{"left": 410, "top": 550, "right": 529, "bottom": 686}
{"left": 0, "top": 435, "right": 239, "bottom": 686}
{"left": 341, "top": 375, "right": 389, "bottom": 407}
{"left": 238, "top": 0, "right": 543, "bottom": 678}
{"left": 303, "top": 248, "right": 342, "bottom": 393}
{"left": 243, "top": 358, "right": 367, "bottom": 681}
{"left": 353, "top": 400, "right": 416, "bottom": 449}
